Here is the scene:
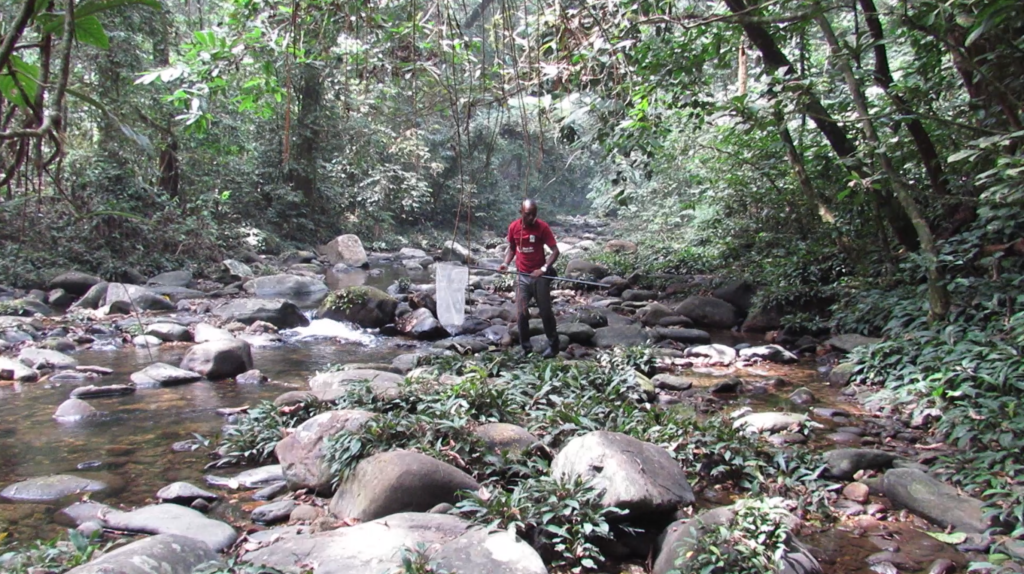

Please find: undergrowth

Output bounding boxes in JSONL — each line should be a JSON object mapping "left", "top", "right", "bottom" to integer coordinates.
{"left": 0, "top": 529, "right": 109, "bottom": 574}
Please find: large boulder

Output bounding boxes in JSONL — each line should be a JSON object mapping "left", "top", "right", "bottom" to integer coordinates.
{"left": 322, "top": 234, "right": 369, "bottom": 268}
{"left": 243, "top": 274, "right": 329, "bottom": 299}
{"left": 180, "top": 339, "right": 253, "bottom": 380}
{"left": 194, "top": 323, "right": 234, "bottom": 343}
{"left": 441, "top": 241, "right": 472, "bottom": 264}
{"left": 741, "top": 305, "right": 784, "bottom": 332}
{"left": 69, "top": 282, "right": 109, "bottom": 310}
{"left": 636, "top": 303, "right": 676, "bottom": 327}
{"left": 276, "top": 410, "right": 375, "bottom": 494}
{"left": 243, "top": 512, "right": 546, "bottom": 574}
{"left": 674, "top": 296, "right": 739, "bottom": 329}
{"left": 319, "top": 286, "right": 398, "bottom": 329}
{"left": 653, "top": 505, "right": 820, "bottom": 574}
{"left": 213, "top": 299, "right": 309, "bottom": 329}
{"left": 556, "top": 322, "right": 596, "bottom": 344}
{"left": 1, "top": 475, "right": 108, "bottom": 503}
{"left": 53, "top": 399, "right": 97, "bottom": 422}
{"left": 883, "top": 468, "right": 993, "bottom": 533}
{"left": 66, "top": 534, "right": 219, "bottom": 574}
{"left": 654, "top": 328, "right": 711, "bottom": 345}
{"left": 49, "top": 271, "right": 103, "bottom": 296}
{"left": 145, "top": 322, "right": 192, "bottom": 342}
{"left": 551, "top": 431, "right": 694, "bottom": 519}
{"left": 104, "top": 283, "right": 175, "bottom": 312}
{"left": 98, "top": 504, "right": 238, "bottom": 551}
{"left": 329, "top": 450, "right": 480, "bottom": 522}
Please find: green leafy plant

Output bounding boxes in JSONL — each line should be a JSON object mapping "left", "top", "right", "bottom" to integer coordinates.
{"left": 674, "top": 497, "right": 795, "bottom": 574}
{"left": 0, "top": 529, "right": 109, "bottom": 573}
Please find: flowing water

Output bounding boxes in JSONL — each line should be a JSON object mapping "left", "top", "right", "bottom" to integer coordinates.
{"left": 0, "top": 267, "right": 964, "bottom": 573}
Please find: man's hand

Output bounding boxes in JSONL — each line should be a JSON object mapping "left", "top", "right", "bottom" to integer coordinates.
{"left": 498, "top": 264, "right": 508, "bottom": 272}
{"left": 530, "top": 269, "right": 544, "bottom": 278}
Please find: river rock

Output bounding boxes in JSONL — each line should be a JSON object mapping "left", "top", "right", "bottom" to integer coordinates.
{"left": 131, "top": 363, "right": 203, "bottom": 386}
{"left": 69, "top": 282, "right": 109, "bottom": 310}
{"left": 194, "top": 323, "right": 234, "bottom": 342}
{"left": 223, "top": 259, "right": 254, "bottom": 280}
{"left": 883, "top": 468, "right": 992, "bottom": 533}
{"left": 329, "top": 450, "right": 480, "bottom": 522}
{"left": 789, "top": 387, "right": 816, "bottom": 405}
{"left": 180, "top": 339, "right": 253, "bottom": 379}
{"left": 309, "top": 369, "right": 403, "bottom": 399}
{"left": 244, "top": 274, "right": 329, "bottom": 299}
{"left": 51, "top": 370, "right": 100, "bottom": 384}
{"left": 147, "top": 270, "right": 193, "bottom": 287}
{"left": 0, "top": 356, "right": 38, "bottom": 381}
{"left": 1, "top": 475, "right": 108, "bottom": 503}
{"left": 552, "top": 430, "right": 694, "bottom": 519}
{"left": 824, "top": 449, "right": 898, "bottom": 480}
{"left": 104, "top": 283, "right": 176, "bottom": 312}
{"left": 683, "top": 344, "right": 737, "bottom": 366}
{"left": 323, "top": 234, "right": 369, "bottom": 267}
{"left": 145, "top": 323, "right": 192, "bottom": 342}
{"left": 654, "top": 328, "right": 711, "bottom": 345}
{"left": 49, "top": 271, "right": 103, "bottom": 296}
{"left": 48, "top": 289, "right": 77, "bottom": 308}
{"left": 213, "top": 299, "right": 309, "bottom": 329}
{"left": 711, "top": 279, "right": 757, "bottom": 312}
{"left": 70, "top": 384, "right": 135, "bottom": 399}
{"left": 825, "top": 334, "right": 883, "bottom": 353}
{"left": 205, "top": 465, "right": 285, "bottom": 489}
{"left": 441, "top": 240, "right": 472, "bottom": 264}
{"left": 65, "top": 534, "right": 219, "bottom": 574}
{"left": 455, "top": 315, "right": 491, "bottom": 336}
{"left": 653, "top": 505, "right": 821, "bottom": 574}
{"left": 149, "top": 285, "right": 209, "bottom": 303}
{"left": 623, "top": 289, "right": 659, "bottom": 303}
{"left": 398, "top": 247, "right": 429, "bottom": 259}
{"left": 396, "top": 307, "right": 449, "bottom": 340}
{"left": 674, "top": 296, "right": 739, "bottom": 329}
{"left": 243, "top": 512, "right": 545, "bottom": 574}
{"left": 319, "top": 286, "right": 398, "bottom": 329}
{"left": 157, "top": 482, "right": 220, "bottom": 505}
{"left": 100, "top": 503, "right": 237, "bottom": 551}
{"left": 565, "top": 259, "right": 609, "bottom": 280}
{"left": 740, "top": 344, "right": 799, "bottom": 364}
{"left": 652, "top": 374, "right": 693, "bottom": 391}
{"left": 562, "top": 309, "right": 608, "bottom": 328}
{"left": 235, "top": 369, "right": 268, "bottom": 384}
{"left": 18, "top": 347, "right": 77, "bottom": 369}
{"left": 555, "top": 322, "right": 595, "bottom": 344}
{"left": 276, "top": 410, "right": 375, "bottom": 494}
{"left": 133, "top": 334, "right": 163, "bottom": 348}
{"left": 252, "top": 500, "right": 297, "bottom": 525}
{"left": 635, "top": 303, "right": 675, "bottom": 326}
{"left": 53, "top": 398, "right": 97, "bottom": 421}
{"left": 733, "top": 412, "right": 808, "bottom": 434}
{"left": 592, "top": 325, "right": 650, "bottom": 348}
{"left": 604, "top": 239, "right": 638, "bottom": 253}
{"left": 828, "top": 362, "right": 856, "bottom": 387}
{"left": 474, "top": 423, "right": 538, "bottom": 453}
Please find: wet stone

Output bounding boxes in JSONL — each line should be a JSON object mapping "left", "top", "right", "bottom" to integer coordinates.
{"left": 290, "top": 504, "right": 320, "bottom": 522}
{"left": 157, "top": 482, "right": 220, "bottom": 505}
{"left": 252, "top": 481, "right": 289, "bottom": 501}
{"left": 834, "top": 499, "right": 865, "bottom": 516}
{"left": 252, "top": 500, "right": 296, "bottom": 525}
{"left": 1, "top": 475, "right": 108, "bottom": 503}
{"left": 843, "top": 482, "right": 871, "bottom": 503}
{"left": 827, "top": 432, "right": 863, "bottom": 445}
{"left": 867, "top": 551, "right": 919, "bottom": 572}
{"left": 767, "top": 432, "right": 808, "bottom": 446}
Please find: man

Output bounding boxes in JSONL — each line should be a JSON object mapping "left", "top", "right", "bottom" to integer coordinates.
{"left": 499, "top": 198, "right": 561, "bottom": 358}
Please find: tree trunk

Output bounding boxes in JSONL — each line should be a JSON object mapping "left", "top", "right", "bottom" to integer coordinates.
{"left": 153, "top": 10, "right": 179, "bottom": 201}
{"left": 722, "top": 0, "right": 920, "bottom": 251}
{"left": 737, "top": 43, "right": 747, "bottom": 96}
{"left": 815, "top": 9, "right": 949, "bottom": 321}
{"left": 287, "top": 63, "right": 322, "bottom": 208}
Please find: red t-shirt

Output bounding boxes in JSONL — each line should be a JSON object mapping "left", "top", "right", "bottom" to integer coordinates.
{"left": 507, "top": 218, "right": 556, "bottom": 273}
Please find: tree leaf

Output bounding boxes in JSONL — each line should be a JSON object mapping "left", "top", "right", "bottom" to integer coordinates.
{"left": 0, "top": 56, "right": 41, "bottom": 107}
{"left": 75, "top": 15, "right": 109, "bottom": 49}
{"left": 925, "top": 531, "right": 967, "bottom": 544}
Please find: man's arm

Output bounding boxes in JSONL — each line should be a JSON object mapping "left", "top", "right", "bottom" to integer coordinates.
{"left": 533, "top": 226, "right": 559, "bottom": 277}
{"left": 498, "top": 240, "right": 516, "bottom": 271}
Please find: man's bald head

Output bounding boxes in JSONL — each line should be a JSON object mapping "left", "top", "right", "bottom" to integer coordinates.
{"left": 520, "top": 198, "right": 539, "bottom": 226}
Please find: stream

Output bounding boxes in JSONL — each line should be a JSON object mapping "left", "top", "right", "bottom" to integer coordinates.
{"left": 0, "top": 263, "right": 964, "bottom": 574}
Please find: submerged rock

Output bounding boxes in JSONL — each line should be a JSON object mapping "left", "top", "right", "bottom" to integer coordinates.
{"left": 99, "top": 503, "right": 238, "bottom": 551}
{"left": 53, "top": 399, "right": 97, "bottom": 421}
{"left": 131, "top": 362, "right": 203, "bottom": 386}
{"left": 180, "top": 339, "right": 253, "bottom": 380}
{"left": 1, "top": 475, "right": 108, "bottom": 503}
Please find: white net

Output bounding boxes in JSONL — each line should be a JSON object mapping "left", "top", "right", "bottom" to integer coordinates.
{"left": 436, "top": 263, "right": 469, "bottom": 330}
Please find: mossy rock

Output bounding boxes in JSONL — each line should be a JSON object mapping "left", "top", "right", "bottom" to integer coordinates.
{"left": 319, "top": 286, "right": 398, "bottom": 329}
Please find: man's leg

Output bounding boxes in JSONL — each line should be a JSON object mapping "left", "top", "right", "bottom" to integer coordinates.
{"left": 516, "top": 275, "right": 536, "bottom": 352}
{"left": 535, "top": 277, "right": 559, "bottom": 357}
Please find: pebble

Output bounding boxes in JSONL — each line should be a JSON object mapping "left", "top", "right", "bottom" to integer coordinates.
{"left": 842, "top": 482, "right": 871, "bottom": 503}
{"left": 865, "top": 503, "right": 887, "bottom": 516}
{"left": 76, "top": 460, "right": 104, "bottom": 470}
{"left": 867, "top": 551, "right": 919, "bottom": 572}
{"left": 191, "top": 499, "right": 211, "bottom": 513}
{"left": 834, "top": 499, "right": 865, "bottom": 516}
{"left": 290, "top": 505, "right": 320, "bottom": 523}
